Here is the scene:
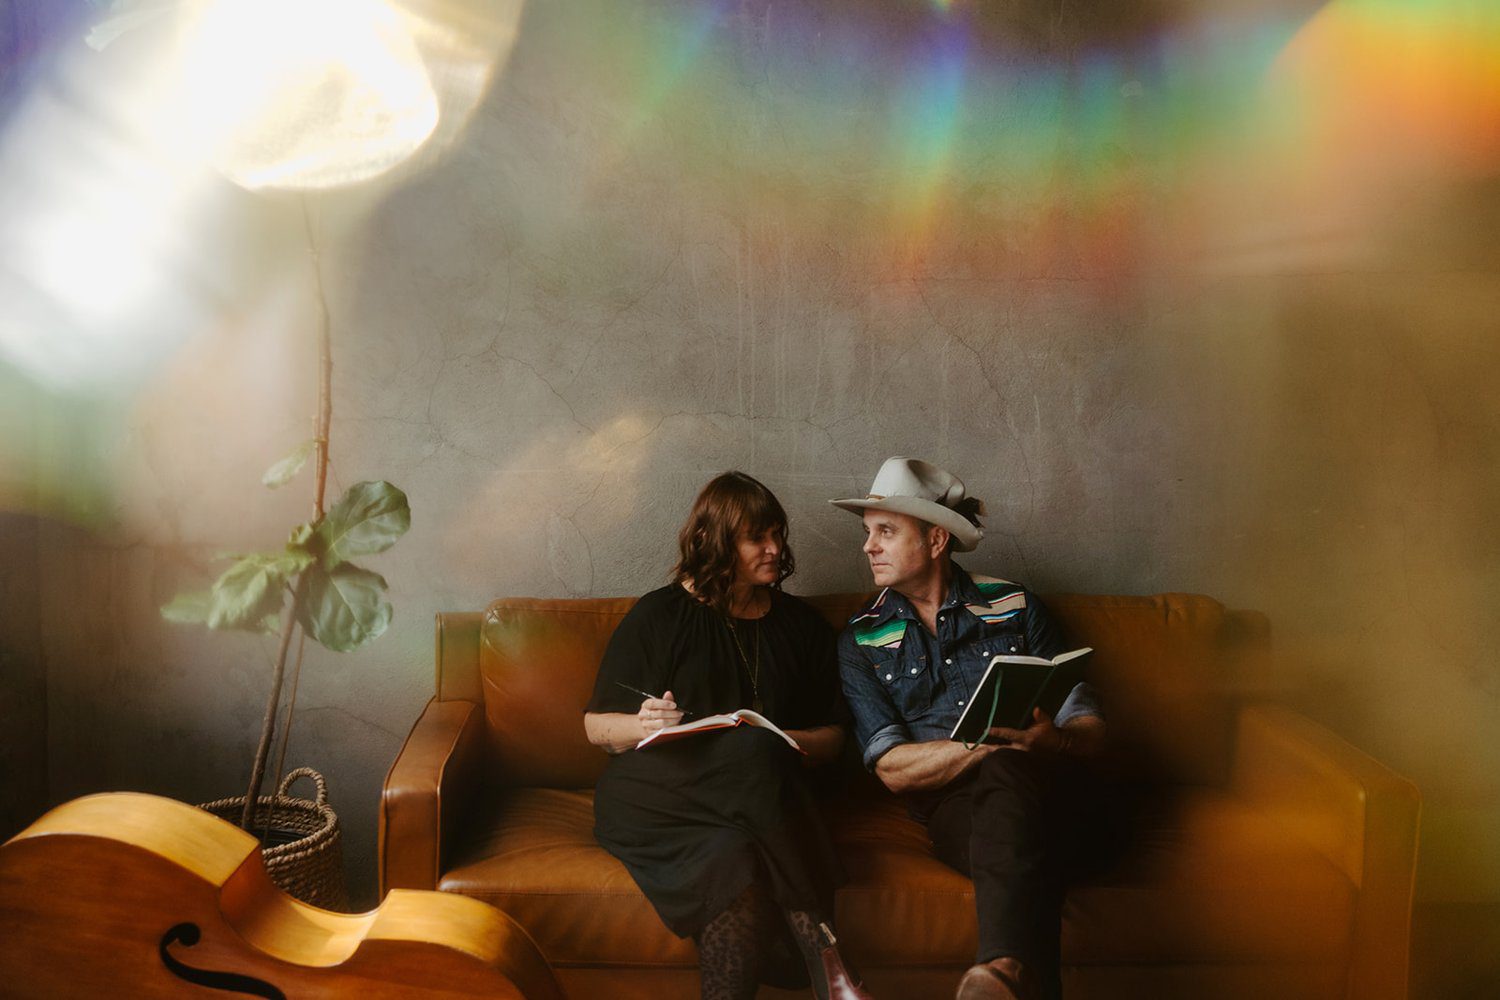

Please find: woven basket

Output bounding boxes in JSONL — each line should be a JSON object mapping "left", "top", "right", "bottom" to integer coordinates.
{"left": 199, "top": 767, "right": 348, "bottom": 911}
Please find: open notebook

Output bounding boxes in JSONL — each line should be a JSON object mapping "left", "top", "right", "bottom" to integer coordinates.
{"left": 948, "top": 647, "right": 1092, "bottom": 746}
{"left": 636, "top": 709, "right": 805, "bottom": 753}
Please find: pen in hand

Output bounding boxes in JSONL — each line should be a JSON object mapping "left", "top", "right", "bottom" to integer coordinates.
{"left": 615, "top": 681, "right": 696, "bottom": 720}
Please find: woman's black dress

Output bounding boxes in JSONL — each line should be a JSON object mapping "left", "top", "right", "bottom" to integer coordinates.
{"left": 585, "top": 584, "right": 846, "bottom": 941}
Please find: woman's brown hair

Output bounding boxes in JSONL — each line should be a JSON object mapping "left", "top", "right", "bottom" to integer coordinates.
{"left": 672, "top": 471, "right": 795, "bottom": 616}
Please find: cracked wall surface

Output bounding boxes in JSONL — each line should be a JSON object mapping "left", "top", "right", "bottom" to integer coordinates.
{"left": 10, "top": 0, "right": 1500, "bottom": 907}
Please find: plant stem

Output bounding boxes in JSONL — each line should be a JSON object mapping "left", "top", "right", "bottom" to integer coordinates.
{"left": 262, "top": 626, "right": 308, "bottom": 844}
{"left": 240, "top": 587, "right": 302, "bottom": 829}
{"left": 307, "top": 196, "right": 333, "bottom": 519}
{"left": 239, "top": 196, "right": 334, "bottom": 830}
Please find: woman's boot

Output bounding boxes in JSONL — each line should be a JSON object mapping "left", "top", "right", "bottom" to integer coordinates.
{"left": 817, "top": 921, "right": 876, "bottom": 1000}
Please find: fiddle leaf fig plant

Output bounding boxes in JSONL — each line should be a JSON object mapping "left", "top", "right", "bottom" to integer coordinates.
{"left": 162, "top": 451, "right": 410, "bottom": 830}
{"left": 153, "top": 194, "right": 407, "bottom": 831}
{"left": 163, "top": 478, "right": 409, "bottom": 653}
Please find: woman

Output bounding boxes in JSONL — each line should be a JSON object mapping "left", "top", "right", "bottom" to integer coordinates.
{"left": 584, "top": 472, "right": 873, "bottom": 1000}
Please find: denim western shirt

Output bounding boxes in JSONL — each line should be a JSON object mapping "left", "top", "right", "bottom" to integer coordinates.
{"left": 837, "top": 565, "right": 1103, "bottom": 771}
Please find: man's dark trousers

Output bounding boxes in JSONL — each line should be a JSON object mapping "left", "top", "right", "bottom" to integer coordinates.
{"left": 925, "top": 749, "right": 1119, "bottom": 1000}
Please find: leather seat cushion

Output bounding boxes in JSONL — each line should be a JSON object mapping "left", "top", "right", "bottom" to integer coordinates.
{"left": 439, "top": 788, "right": 697, "bottom": 967}
{"left": 438, "top": 786, "right": 1354, "bottom": 968}
{"left": 1059, "top": 788, "right": 1356, "bottom": 964}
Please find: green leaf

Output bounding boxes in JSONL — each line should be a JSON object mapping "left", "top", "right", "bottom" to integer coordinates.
{"left": 263, "top": 440, "right": 317, "bottom": 489}
{"left": 280, "top": 546, "right": 317, "bottom": 575}
{"left": 298, "top": 562, "right": 392, "bottom": 652}
{"left": 205, "top": 552, "right": 302, "bottom": 631}
{"left": 161, "top": 591, "right": 212, "bottom": 625}
{"left": 314, "top": 481, "right": 410, "bottom": 564}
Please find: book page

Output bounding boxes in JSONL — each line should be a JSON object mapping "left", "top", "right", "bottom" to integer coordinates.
{"left": 635, "top": 713, "right": 741, "bottom": 749}
{"left": 725, "top": 709, "right": 804, "bottom": 753}
{"left": 635, "top": 709, "right": 805, "bottom": 752}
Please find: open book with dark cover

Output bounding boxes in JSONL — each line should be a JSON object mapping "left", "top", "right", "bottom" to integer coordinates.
{"left": 948, "top": 647, "right": 1093, "bottom": 746}
{"left": 635, "top": 709, "right": 806, "bottom": 753}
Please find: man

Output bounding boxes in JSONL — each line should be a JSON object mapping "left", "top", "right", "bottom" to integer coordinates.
{"left": 831, "top": 457, "right": 1108, "bottom": 1000}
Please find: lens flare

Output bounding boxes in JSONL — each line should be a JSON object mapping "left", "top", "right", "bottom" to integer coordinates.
{"left": 1271, "top": 0, "right": 1500, "bottom": 174}
{"left": 171, "top": 0, "right": 438, "bottom": 190}
{"left": 0, "top": 0, "right": 524, "bottom": 522}
{"left": 887, "top": 17, "right": 972, "bottom": 259}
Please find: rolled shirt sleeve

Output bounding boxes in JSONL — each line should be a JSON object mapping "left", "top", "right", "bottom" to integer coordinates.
{"left": 1053, "top": 681, "right": 1104, "bottom": 727}
{"left": 837, "top": 629, "right": 912, "bottom": 770}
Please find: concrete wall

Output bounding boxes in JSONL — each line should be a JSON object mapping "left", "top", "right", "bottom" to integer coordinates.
{"left": 5, "top": 0, "right": 1498, "bottom": 908}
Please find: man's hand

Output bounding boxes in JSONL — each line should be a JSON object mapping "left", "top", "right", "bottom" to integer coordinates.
{"left": 637, "top": 691, "right": 684, "bottom": 733}
{"left": 988, "top": 707, "right": 1066, "bottom": 753}
{"left": 990, "top": 708, "right": 1105, "bottom": 757}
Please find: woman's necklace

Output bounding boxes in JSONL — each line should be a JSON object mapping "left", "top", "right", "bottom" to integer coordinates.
{"left": 725, "top": 592, "right": 765, "bottom": 714}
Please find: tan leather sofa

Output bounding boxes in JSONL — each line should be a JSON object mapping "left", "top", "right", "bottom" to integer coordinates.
{"left": 380, "top": 593, "right": 1420, "bottom": 1000}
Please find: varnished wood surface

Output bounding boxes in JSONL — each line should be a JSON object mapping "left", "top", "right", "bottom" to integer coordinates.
{"left": 0, "top": 793, "right": 565, "bottom": 999}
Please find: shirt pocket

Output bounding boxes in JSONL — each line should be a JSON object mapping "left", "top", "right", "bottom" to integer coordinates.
{"left": 870, "top": 650, "right": 934, "bottom": 719}
{"left": 974, "top": 626, "right": 1027, "bottom": 658}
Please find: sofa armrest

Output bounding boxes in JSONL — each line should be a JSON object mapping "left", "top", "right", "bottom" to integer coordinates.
{"left": 379, "top": 697, "right": 487, "bottom": 896}
{"left": 1231, "top": 702, "right": 1420, "bottom": 1000}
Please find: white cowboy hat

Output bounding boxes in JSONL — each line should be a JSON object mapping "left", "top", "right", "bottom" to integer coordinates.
{"left": 829, "top": 457, "right": 986, "bottom": 552}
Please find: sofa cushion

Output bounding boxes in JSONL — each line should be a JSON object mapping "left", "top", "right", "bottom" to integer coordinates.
{"left": 830, "top": 788, "right": 1354, "bottom": 967}
{"left": 479, "top": 599, "right": 638, "bottom": 789}
{"left": 439, "top": 788, "right": 697, "bottom": 967}
{"left": 439, "top": 785, "right": 1353, "bottom": 970}
{"left": 1045, "top": 594, "right": 1239, "bottom": 786}
{"left": 1061, "top": 788, "right": 1355, "bottom": 964}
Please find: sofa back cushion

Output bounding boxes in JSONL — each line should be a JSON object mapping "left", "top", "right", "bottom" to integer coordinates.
{"left": 471, "top": 591, "right": 1247, "bottom": 789}
{"left": 479, "top": 598, "right": 638, "bottom": 788}
{"left": 1046, "top": 593, "right": 1238, "bottom": 785}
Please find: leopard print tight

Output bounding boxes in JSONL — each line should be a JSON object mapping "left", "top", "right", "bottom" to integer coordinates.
{"left": 694, "top": 881, "right": 839, "bottom": 1000}
{"left": 695, "top": 882, "right": 773, "bottom": 1000}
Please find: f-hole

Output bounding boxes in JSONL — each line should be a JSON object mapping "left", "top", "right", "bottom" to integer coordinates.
{"left": 158, "top": 923, "right": 286, "bottom": 999}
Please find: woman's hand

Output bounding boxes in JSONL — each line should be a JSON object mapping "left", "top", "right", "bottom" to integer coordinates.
{"left": 584, "top": 698, "right": 682, "bottom": 755}
{"left": 637, "top": 691, "right": 684, "bottom": 734}
{"left": 782, "top": 724, "right": 845, "bottom": 767}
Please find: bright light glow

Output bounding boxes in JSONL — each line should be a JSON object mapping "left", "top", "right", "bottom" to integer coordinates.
{"left": 0, "top": 54, "right": 211, "bottom": 391}
{"left": 0, "top": 0, "right": 523, "bottom": 397}
{"left": 171, "top": 0, "right": 440, "bottom": 190}
{"left": 25, "top": 178, "right": 171, "bottom": 329}
{"left": 1269, "top": 0, "right": 1500, "bottom": 174}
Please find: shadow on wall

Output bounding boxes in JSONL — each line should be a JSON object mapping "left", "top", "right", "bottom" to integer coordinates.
{"left": 0, "top": 514, "right": 46, "bottom": 841}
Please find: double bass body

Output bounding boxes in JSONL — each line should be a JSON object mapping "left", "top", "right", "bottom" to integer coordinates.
{"left": 0, "top": 793, "right": 562, "bottom": 998}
